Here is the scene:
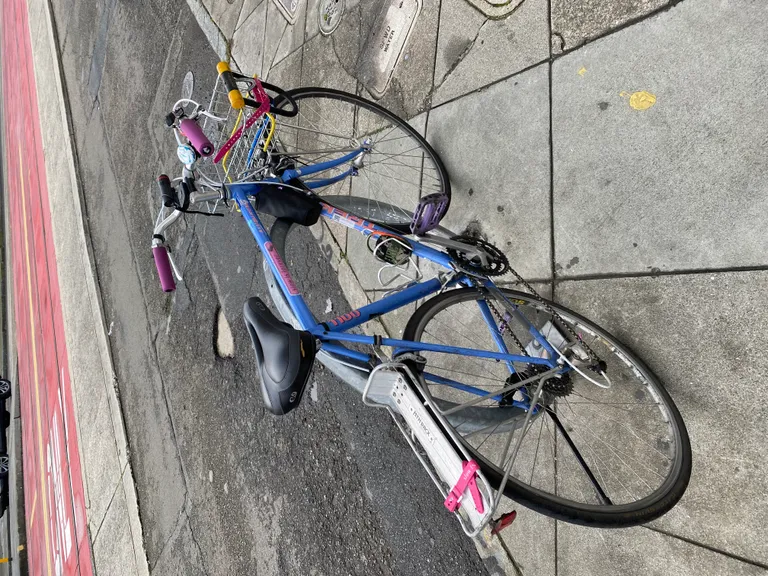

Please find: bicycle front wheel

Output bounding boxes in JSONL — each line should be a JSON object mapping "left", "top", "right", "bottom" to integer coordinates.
{"left": 271, "top": 87, "right": 450, "bottom": 228}
{"left": 403, "top": 287, "right": 692, "bottom": 527}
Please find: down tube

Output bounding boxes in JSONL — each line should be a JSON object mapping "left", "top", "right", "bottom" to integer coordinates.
{"left": 231, "top": 187, "right": 316, "bottom": 329}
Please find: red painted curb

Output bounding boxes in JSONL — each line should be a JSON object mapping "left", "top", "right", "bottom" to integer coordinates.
{"left": 2, "top": 0, "right": 94, "bottom": 574}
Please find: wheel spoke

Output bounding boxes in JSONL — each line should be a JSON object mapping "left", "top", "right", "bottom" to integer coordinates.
{"left": 403, "top": 286, "right": 689, "bottom": 521}
{"left": 547, "top": 408, "right": 613, "bottom": 505}
{"left": 281, "top": 90, "right": 448, "bottom": 224}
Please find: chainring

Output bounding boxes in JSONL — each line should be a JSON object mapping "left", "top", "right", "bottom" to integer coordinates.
{"left": 447, "top": 235, "right": 510, "bottom": 277}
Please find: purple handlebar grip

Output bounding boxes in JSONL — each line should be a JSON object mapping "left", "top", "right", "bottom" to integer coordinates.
{"left": 153, "top": 246, "right": 176, "bottom": 292}
{"left": 179, "top": 118, "right": 214, "bottom": 157}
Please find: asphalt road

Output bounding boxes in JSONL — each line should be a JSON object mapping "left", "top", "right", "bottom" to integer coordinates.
{"left": 49, "top": 0, "right": 494, "bottom": 574}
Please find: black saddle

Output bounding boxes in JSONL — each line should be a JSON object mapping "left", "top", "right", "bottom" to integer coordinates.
{"left": 243, "top": 297, "right": 316, "bottom": 415}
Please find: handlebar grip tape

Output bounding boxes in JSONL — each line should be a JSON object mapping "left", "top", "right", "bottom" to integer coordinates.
{"left": 153, "top": 246, "right": 176, "bottom": 292}
{"left": 217, "top": 61, "right": 245, "bottom": 110}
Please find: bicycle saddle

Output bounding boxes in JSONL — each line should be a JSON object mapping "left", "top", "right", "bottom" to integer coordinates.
{"left": 243, "top": 297, "right": 316, "bottom": 415}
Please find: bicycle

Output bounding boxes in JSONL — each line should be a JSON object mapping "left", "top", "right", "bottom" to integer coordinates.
{"left": 151, "top": 62, "right": 692, "bottom": 537}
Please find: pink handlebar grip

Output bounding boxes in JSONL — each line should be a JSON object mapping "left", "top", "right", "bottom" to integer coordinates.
{"left": 153, "top": 246, "right": 176, "bottom": 292}
{"left": 179, "top": 118, "right": 214, "bottom": 157}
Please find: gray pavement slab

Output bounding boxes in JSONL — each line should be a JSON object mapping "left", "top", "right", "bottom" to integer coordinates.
{"left": 77, "top": 391, "right": 124, "bottom": 533}
{"left": 262, "top": 0, "right": 289, "bottom": 73}
{"left": 231, "top": 0, "right": 268, "bottom": 75}
{"left": 359, "top": 0, "right": 440, "bottom": 120}
{"left": 236, "top": 0, "right": 265, "bottom": 33}
{"left": 299, "top": 28, "right": 357, "bottom": 91}
{"left": 557, "top": 524, "right": 764, "bottom": 576}
{"left": 432, "top": 0, "right": 549, "bottom": 106}
{"left": 555, "top": 271, "right": 768, "bottom": 565}
{"left": 551, "top": 0, "right": 666, "bottom": 52}
{"left": 428, "top": 63, "right": 552, "bottom": 280}
{"left": 499, "top": 505, "right": 556, "bottom": 576}
{"left": 92, "top": 486, "right": 141, "bottom": 576}
{"left": 149, "top": 517, "right": 207, "bottom": 576}
{"left": 552, "top": 0, "right": 768, "bottom": 277}
{"left": 263, "top": 32, "right": 302, "bottom": 86}
{"left": 202, "top": 0, "right": 247, "bottom": 39}
{"left": 304, "top": 0, "right": 321, "bottom": 41}
{"left": 270, "top": 0, "right": 307, "bottom": 69}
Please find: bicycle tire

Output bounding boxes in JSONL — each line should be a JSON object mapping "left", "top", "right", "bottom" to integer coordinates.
{"left": 272, "top": 87, "right": 451, "bottom": 226}
{"left": 403, "top": 287, "right": 692, "bottom": 527}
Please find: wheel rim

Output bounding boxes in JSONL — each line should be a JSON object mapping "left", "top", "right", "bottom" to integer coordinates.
{"left": 405, "top": 288, "right": 690, "bottom": 518}
{"left": 0, "top": 457, "right": 8, "bottom": 474}
{"left": 0, "top": 381, "right": 8, "bottom": 395}
{"left": 272, "top": 88, "right": 449, "bottom": 225}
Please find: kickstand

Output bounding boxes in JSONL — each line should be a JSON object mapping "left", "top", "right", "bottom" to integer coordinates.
{"left": 490, "top": 510, "right": 517, "bottom": 535}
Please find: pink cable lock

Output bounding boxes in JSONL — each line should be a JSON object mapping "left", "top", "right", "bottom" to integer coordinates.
{"left": 214, "top": 77, "right": 271, "bottom": 164}
{"left": 444, "top": 460, "right": 485, "bottom": 514}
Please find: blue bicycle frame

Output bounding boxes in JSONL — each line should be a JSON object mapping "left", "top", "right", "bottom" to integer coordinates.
{"left": 227, "top": 171, "right": 562, "bottom": 410}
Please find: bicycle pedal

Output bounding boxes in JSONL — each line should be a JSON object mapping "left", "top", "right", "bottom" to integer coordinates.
{"left": 363, "top": 364, "right": 492, "bottom": 532}
{"left": 410, "top": 193, "right": 449, "bottom": 235}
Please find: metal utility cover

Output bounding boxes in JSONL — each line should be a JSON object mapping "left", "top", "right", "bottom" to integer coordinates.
{"left": 357, "top": 0, "right": 421, "bottom": 100}
{"left": 464, "top": 0, "right": 524, "bottom": 19}
{"left": 319, "top": 0, "right": 345, "bottom": 35}
{"left": 182, "top": 71, "right": 194, "bottom": 99}
{"left": 271, "top": 0, "right": 302, "bottom": 24}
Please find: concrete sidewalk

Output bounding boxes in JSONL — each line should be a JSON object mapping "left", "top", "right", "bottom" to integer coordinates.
{"left": 190, "top": 0, "right": 768, "bottom": 574}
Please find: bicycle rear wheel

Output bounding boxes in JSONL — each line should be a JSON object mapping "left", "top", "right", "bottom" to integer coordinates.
{"left": 402, "top": 287, "right": 692, "bottom": 527}
{"left": 271, "top": 87, "right": 450, "bottom": 228}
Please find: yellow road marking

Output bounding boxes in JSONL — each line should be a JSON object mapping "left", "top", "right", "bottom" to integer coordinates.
{"left": 28, "top": 490, "right": 37, "bottom": 527}
{"left": 19, "top": 145, "right": 54, "bottom": 576}
{"left": 620, "top": 90, "right": 657, "bottom": 110}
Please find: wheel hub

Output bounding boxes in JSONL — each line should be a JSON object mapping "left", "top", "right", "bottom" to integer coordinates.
{"left": 500, "top": 367, "right": 573, "bottom": 406}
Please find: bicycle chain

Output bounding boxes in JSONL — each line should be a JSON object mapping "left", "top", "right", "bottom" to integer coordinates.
{"left": 467, "top": 263, "right": 602, "bottom": 366}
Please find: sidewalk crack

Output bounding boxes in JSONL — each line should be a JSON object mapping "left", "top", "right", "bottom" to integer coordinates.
{"left": 330, "top": 6, "right": 361, "bottom": 80}
{"left": 90, "top": 464, "right": 127, "bottom": 545}
{"left": 643, "top": 526, "right": 768, "bottom": 570}
{"left": 265, "top": 21, "right": 290, "bottom": 76}
{"left": 186, "top": 509, "right": 212, "bottom": 576}
{"left": 149, "top": 498, "right": 189, "bottom": 572}
{"left": 434, "top": 18, "right": 490, "bottom": 90}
